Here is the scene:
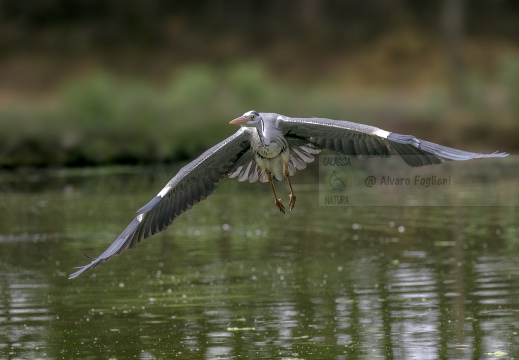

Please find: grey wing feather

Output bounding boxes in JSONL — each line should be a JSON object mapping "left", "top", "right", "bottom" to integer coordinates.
{"left": 227, "top": 149, "right": 261, "bottom": 183}
{"left": 69, "top": 128, "right": 251, "bottom": 279}
{"left": 285, "top": 140, "right": 321, "bottom": 178}
{"left": 279, "top": 116, "right": 508, "bottom": 167}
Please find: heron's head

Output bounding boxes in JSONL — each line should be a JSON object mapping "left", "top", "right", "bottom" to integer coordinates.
{"left": 229, "top": 110, "right": 262, "bottom": 127}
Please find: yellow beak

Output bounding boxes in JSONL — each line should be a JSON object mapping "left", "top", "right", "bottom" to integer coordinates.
{"left": 229, "top": 116, "right": 247, "bottom": 125}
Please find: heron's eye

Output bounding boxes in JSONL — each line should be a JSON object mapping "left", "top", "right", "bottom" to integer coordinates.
{"left": 250, "top": 114, "right": 256, "bottom": 120}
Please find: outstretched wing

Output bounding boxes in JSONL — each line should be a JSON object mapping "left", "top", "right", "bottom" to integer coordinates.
{"left": 278, "top": 116, "right": 508, "bottom": 167}
{"left": 69, "top": 128, "right": 251, "bottom": 279}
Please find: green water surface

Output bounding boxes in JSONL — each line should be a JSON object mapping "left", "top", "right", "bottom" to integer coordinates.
{"left": 0, "top": 161, "right": 518, "bottom": 359}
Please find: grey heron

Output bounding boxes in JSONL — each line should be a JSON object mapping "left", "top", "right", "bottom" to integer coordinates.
{"left": 69, "top": 111, "right": 507, "bottom": 279}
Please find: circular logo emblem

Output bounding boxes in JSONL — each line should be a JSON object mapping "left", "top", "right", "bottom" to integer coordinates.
{"left": 323, "top": 169, "right": 352, "bottom": 193}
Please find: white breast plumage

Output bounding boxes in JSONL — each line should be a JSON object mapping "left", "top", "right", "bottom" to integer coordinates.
{"left": 257, "top": 142, "right": 284, "bottom": 158}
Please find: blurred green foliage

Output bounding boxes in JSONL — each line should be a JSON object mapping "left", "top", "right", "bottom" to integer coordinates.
{"left": 0, "top": 64, "right": 294, "bottom": 168}
{"left": 0, "top": 60, "right": 517, "bottom": 169}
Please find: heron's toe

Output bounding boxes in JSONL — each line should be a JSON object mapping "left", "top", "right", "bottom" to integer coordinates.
{"left": 275, "top": 198, "right": 286, "bottom": 214}
{"left": 289, "top": 194, "right": 296, "bottom": 211}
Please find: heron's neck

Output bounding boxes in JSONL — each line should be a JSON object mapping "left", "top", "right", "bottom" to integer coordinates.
{"left": 253, "top": 123, "right": 286, "bottom": 150}
{"left": 253, "top": 120, "right": 269, "bottom": 146}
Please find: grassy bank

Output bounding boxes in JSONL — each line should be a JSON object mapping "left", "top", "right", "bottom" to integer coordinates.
{"left": 0, "top": 61, "right": 517, "bottom": 169}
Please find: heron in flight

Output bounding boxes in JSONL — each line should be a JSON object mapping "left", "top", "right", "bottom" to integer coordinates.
{"left": 69, "top": 111, "right": 507, "bottom": 278}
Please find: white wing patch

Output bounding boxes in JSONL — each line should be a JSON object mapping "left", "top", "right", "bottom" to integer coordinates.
{"left": 157, "top": 186, "right": 171, "bottom": 197}
{"left": 137, "top": 213, "right": 144, "bottom": 222}
{"left": 372, "top": 129, "right": 390, "bottom": 139}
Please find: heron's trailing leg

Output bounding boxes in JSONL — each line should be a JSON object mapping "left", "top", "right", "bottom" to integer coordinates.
{"left": 284, "top": 170, "right": 296, "bottom": 211}
{"left": 267, "top": 171, "right": 285, "bottom": 214}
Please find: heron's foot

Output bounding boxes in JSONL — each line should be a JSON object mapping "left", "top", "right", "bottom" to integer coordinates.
{"left": 289, "top": 193, "right": 296, "bottom": 211}
{"left": 275, "top": 198, "right": 286, "bottom": 214}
